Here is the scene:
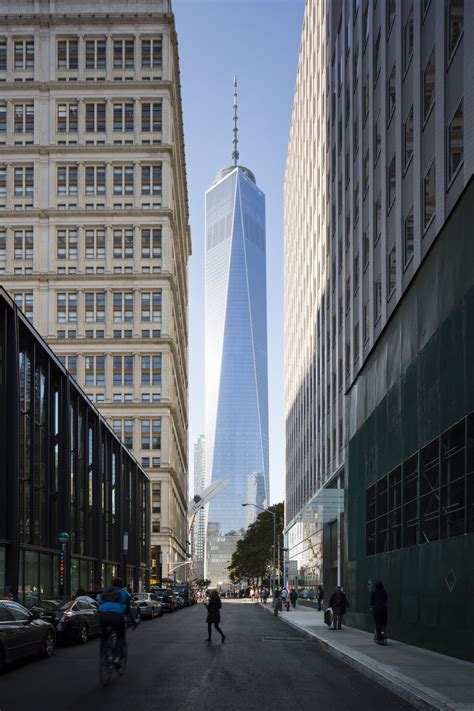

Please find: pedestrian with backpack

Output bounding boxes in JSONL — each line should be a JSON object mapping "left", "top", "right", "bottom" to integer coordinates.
{"left": 98, "top": 577, "right": 136, "bottom": 666}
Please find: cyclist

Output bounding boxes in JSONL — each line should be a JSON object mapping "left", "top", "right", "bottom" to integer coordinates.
{"left": 97, "top": 577, "right": 136, "bottom": 666}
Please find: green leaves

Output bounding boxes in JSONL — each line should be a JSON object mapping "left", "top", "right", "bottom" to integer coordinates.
{"left": 227, "top": 503, "right": 284, "bottom": 583}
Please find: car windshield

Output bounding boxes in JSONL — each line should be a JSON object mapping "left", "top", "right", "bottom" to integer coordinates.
{"left": 30, "top": 598, "right": 72, "bottom": 611}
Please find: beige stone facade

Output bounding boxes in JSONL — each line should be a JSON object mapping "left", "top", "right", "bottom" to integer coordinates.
{"left": 0, "top": 0, "right": 190, "bottom": 582}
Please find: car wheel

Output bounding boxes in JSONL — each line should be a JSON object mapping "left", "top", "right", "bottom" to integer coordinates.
{"left": 41, "top": 630, "right": 55, "bottom": 659}
{"left": 78, "top": 622, "right": 89, "bottom": 644}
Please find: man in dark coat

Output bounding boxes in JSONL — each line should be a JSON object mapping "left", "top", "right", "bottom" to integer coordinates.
{"left": 328, "top": 586, "right": 349, "bottom": 630}
{"left": 289, "top": 589, "right": 298, "bottom": 609}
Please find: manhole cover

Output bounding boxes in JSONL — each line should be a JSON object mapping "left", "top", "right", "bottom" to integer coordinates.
{"left": 261, "top": 636, "right": 305, "bottom": 642}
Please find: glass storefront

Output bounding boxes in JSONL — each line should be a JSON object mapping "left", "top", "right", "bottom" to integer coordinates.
{"left": 0, "top": 546, "right": 5, "bottom": 597}
{"left": 17, "top": 549, "right": 59, "bottom": 607}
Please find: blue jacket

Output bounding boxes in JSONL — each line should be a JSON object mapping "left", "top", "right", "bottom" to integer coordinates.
{"left": 98, "top": 588, "right": 133, "bottom": 620}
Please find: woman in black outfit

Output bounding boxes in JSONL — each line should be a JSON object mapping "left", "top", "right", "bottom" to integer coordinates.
{"left": 204, "top": 590, "right": 226, "bottom": 643}
{"left": 370, "top": 580, "right": 388, "bottom": 644}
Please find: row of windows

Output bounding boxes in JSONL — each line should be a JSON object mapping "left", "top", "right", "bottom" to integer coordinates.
{"left": 0, "top": 227, "right": 161, "bottom": 263}
{"left": 72, "top": 354, "right": 162, "bottom": 387}
{"left": 56, "top": 290, "right": 162, "bottom": 323}
{"left": 112, "top": 418, "right": 161, "bottom": 451}
{"left": 0, "top": 37, "right": 162, "bottom": 73}
{"left": 0, "top": 163, "right": 162, "bottom": 200}
{"left": 55, "top": 328, "right": 161, "bottom": 340}
{"left": 0, "top": 101, "right": 162, "bottom": 137}
{"left": 366, "top": 413, "right": 474, "bottom": 555}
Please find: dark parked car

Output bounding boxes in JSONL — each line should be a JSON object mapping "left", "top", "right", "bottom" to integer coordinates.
{"left": 172, "top": 584, "right": 196, "bottom": 607}
{"left": 30, "top": 596, "right": 100, "bottom": 644}
{"left": 0, "top": 600, "right": 55, "bottom": 673}
{"left": 151, "top": 588, "right": 178, "bottom": 613}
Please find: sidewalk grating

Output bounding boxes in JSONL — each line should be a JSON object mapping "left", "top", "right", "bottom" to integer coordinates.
{"left": 261, "top": 636, "right": 306, "bottom": 642}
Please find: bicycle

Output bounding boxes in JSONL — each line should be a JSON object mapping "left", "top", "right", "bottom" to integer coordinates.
{"left": 99, "top": 624, "right": 128, "bottom": 687}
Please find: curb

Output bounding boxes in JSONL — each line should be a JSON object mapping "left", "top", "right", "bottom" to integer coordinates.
{"left": 258, "top": 603, "right": 470, "bottom": 711}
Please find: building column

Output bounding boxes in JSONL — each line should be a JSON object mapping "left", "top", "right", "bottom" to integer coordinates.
{"left": 106, "top": 162, "right": 113, "bottom": 209}
{"left": 77, "top": 289, "right": 85, "bottom": 338}
{"left": 105, "top": 226, "right": 113, "bottom": 273}
{"left": 105, "top": 289, "right": 113, "bottom": 338}
{"left": 77, "top": 225, "right": 85, "bottom": 274}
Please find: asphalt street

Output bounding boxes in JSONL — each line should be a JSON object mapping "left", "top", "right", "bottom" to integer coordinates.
{"left": 0, "top": 600, "right": 415, "bottom": 711}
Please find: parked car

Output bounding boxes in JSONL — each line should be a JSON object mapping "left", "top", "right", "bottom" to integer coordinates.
{"left": 0, "top": 600, "right": 55, "bottom": 672}
{"left": 30, "top": 596, "right": 100, "bottom": 644}
{"left": 172, "top": 584, "right": 197, "bottom": 607}
{"left": 151, "top": 588, "right": 178, "bottom": 613}
{"left": 175, "top": 595, "right": 185, "bottom": 609}
{"left": 132, "top": 593, "right": 163, "bottom": 619}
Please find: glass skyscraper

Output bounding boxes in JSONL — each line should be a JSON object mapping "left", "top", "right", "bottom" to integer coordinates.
{"left": 205, "top": 161, "right": 269, "bottom": 587}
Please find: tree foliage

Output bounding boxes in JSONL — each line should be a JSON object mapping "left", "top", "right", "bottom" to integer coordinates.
{"left": 227, "top": 503, "right": 284, "bottom": 584}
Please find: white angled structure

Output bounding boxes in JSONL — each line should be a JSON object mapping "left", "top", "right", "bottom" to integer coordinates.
{"left": 0, "top": 0, "right": 191, "bottom": 586}
{"left": 191, "top": 434, "right": 206, "bottom": 579}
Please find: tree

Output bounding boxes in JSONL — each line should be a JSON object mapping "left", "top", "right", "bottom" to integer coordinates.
{"left": 227, "top": 503, "right": 284, "bottom": 585}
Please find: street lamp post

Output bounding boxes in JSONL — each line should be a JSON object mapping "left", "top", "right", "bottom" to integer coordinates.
{"left": 241, "top": 503, "right": 276, "bottom": 595}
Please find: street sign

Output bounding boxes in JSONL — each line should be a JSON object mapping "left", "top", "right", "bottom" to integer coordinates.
{"left": 58, "top": 532, "right": 70, "bottom": 543}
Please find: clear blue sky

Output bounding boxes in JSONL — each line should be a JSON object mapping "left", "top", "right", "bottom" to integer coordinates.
{"left": 173, "top": 0, "right": 305, "bottom": 504}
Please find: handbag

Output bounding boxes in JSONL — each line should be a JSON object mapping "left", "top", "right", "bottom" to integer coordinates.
{"left": 324, "top": 607, "right": 333, "bottom": 627}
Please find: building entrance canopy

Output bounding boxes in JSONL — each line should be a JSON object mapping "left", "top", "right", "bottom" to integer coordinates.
{"left": 293, "top": 488, "right": 344, "bottom": 526}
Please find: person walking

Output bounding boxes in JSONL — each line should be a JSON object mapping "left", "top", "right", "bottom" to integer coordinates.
{"left": 317, "top": 585, "right": 324, "bottom": 611}
{"left": 328, "top": 585, "right": 349, "bottom": 630}
{"left": 280, "top": 586, "right": 289, "bottom": 611}
{"left": 204, "top": 589, "right": 226, "bottom": 643}
{"left": 370, "top": 581, "right": 388, "bottom": 644}
{"left": 289, "top": 589, "right": 298, "bottom": 609}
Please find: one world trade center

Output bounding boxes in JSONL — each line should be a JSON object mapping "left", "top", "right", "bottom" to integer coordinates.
{"left": 205, "top": 80, "right": 269, "bottom": 586}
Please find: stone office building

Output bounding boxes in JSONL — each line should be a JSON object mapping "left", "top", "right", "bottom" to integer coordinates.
{"left": 0, "top": 0, "right": 191, "bottom": 583}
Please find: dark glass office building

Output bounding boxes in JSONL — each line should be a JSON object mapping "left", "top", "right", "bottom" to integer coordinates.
{"left": 0, "top": 287, "right": 150, "bottom": 606}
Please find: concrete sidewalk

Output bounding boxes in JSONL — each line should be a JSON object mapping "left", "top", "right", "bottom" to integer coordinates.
{"left": 259, "top": 602, "right": 474, "bottom": 711}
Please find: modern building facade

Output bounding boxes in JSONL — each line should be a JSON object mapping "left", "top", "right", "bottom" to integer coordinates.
{"left": 0, "top": 286, "right": 150, "bottom": 605}
{"left": 205, "top": 89, "right": 269, "bottom": 586}
{"left": 285, "top": 0, "right": 472, "bottom": 658}
{"left": 0, "top": 0, "right": 191, "bottom": 582}
{"left": 191, "top": 434, "right": 206, "bottom": 579}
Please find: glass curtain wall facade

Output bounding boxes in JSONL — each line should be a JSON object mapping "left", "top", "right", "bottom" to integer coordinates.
{"left": 205, "top": 166, "right": 269, "bottom": 586}
{"left": 0, "top": 287, "right": 150, "bottom": 605}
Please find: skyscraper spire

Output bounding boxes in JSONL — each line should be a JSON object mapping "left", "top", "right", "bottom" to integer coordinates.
{"left": 232, "top": 75, "right": 239, "bottom": 166}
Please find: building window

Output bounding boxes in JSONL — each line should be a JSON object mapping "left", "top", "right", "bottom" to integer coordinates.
{"left": 354, "top": 182, "right": 360, "bottom": 224}
{"left": 363, "top": 302, "right": 370, "bottom": 343}
{"left": 387, "top": 155, "right": 396, "bottom": 211}
{"left": 423, "top": 161, "right": 436, "bottom": 230}
{"left": 363, "top": 151, "right": 369, "bottom": 195}
{"left": 354, "top": 254, "right": 360, "bottom": 294}
{"left": 354, "top": 322, "right": 360, "bottom": 362}
{"left": 14, "top": 40, "right": 34, "bottom": 70}
{"left": 85, "top": 228, "right": 105, "bottom": 259}
{"left": 345, "top": 17, "right": 351, "bottom": 58}
{"left": 113, "top": 292, "right": 134, "bottom": 322}
{"left": 141, "top": 164, "right": 162, "bottom": 196}
{"left": 448, "top": 99, "right": 463, "bottom": 182}
{"left": 85, "top": 39, "right": 106, "bottom": 70}
{"left": 141, "top": 227, "right": 162, "bottom": 258}
{"left": 14, "top": 104, "right": 34, "bottom": 133}
{"left": 362, "top": 76, "right": 369, "bottom": 124}
{"left": 141, "top": 291, "right": 161, "bottom": 322}
{"left": 113, "top": 103, "right": 134, "bottom": 132}
{"left": 387, "top": 64, "right": 396, "bottom": 123}
{"left": 57, "top": 165, "right": 78, "bottom": 196}
{"left": 363, "top": 3, "right": 369, "bottom": 47}
{"left": 113, "top": 166, "right": 134, "bottom": 195}
{"left": 423, "top": 48, "right": 435, "bottom": 122}
{"left": 0, "top": 39, "right": 6, "bottom": 71}
{"left": 387, "top": 0, "right": 395, "bottom": 36}
{"left": 141, "top": 355, "right": 162, "bottom": 386}
{"left": 404, "top": 6, "right": 414, "bottom": 73}
{"left": 404, "top": 206, "right": 414, "bottom": 267}
{"left": 353, "top": 45, "right": 359, "bottom": 87}
{"left": 353, "top": 113, "right": 359, "bottom": 157}
{"left": 141, "top": 418, "right": 161, "bottom": 450}
{"left": 113, "top": 39, "right": 134, "bottom": 69}
{"left": 14, "top": 166, "right": 34, "bottom": 196}
{"left": 374, "top": 31, "right": 381, "bottom": 85}
{"left": 14, "top": 229, "right": 33, "bottom": 259}
{"left": 374, "top": 277, "right": 382, "bottom": 323}
{"left": 141, "top": 38, "right": 162, "bottom": 68}
{"left": 57, "top": 292, "right": 77, "bottom": 323}
{"left": 404, "top": 106, "right": 413, "bottom": 171}
{"left": 141, "top": 102, "right": 162, "bottom": 132}
{"left": 14, "top": 292, "right": 33, "bottom": 321}
{"left": 374, "top": 194, "right": 381, "bottom": 243}
{"left": 0, "top": 165, "right": 5, "bottom": 199}
{"left": 113, "top": 419, "right": 133, "bottom": 449}
{"left": 85, "top": 291, "right": 105, "bottom": 322}
{"left": 113, "top": 228, "right": 134, "bottom": 258}
{"left": 0, "top": 103, "right": 6, "bottom": 135}
{"left": 374, "top": 112, "right": 381, "bottom": 164}
{"left": 85, "top": 165, "right": 106, "bottom": 195}
{"left": 363, "top": 226, "right": 370, "bottom": 270}
{"left": 85, "top": 103, "right": 106, "bottom": 133}
{"left": 387, "top": 247, "right": 396, "bottom": 297}
{"left": 113, "top": 355, "right": 134, "bottom": 386}
{"left": 57, "top": 103, "right": 78, "bottom": 133}
{"left": 57, "top": 39, "right": 78, "bottom": 70}
{"left": 0, "top": 230, "right": 5, "bottom": 262}
{"left": 56, "top": 228, "right": 77, "bottom": 259}
{"left": 85, "top": 355, "right": 105, "bottom": 387}
{"left": 448, "top": 0, "right": 464, "bottom": 61}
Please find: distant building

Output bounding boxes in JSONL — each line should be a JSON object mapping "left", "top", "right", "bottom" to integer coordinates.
{"left": 191, "top": 435, "right": 206, "bottom": 579}
{"left": 285, "top": 0, "right": 473, "bottom": 661}
{"left": 246, "top": 472, "right": 267, "bottom": 527}
{"left": 205, "top": 81, "right": 269, "bottom": 586}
